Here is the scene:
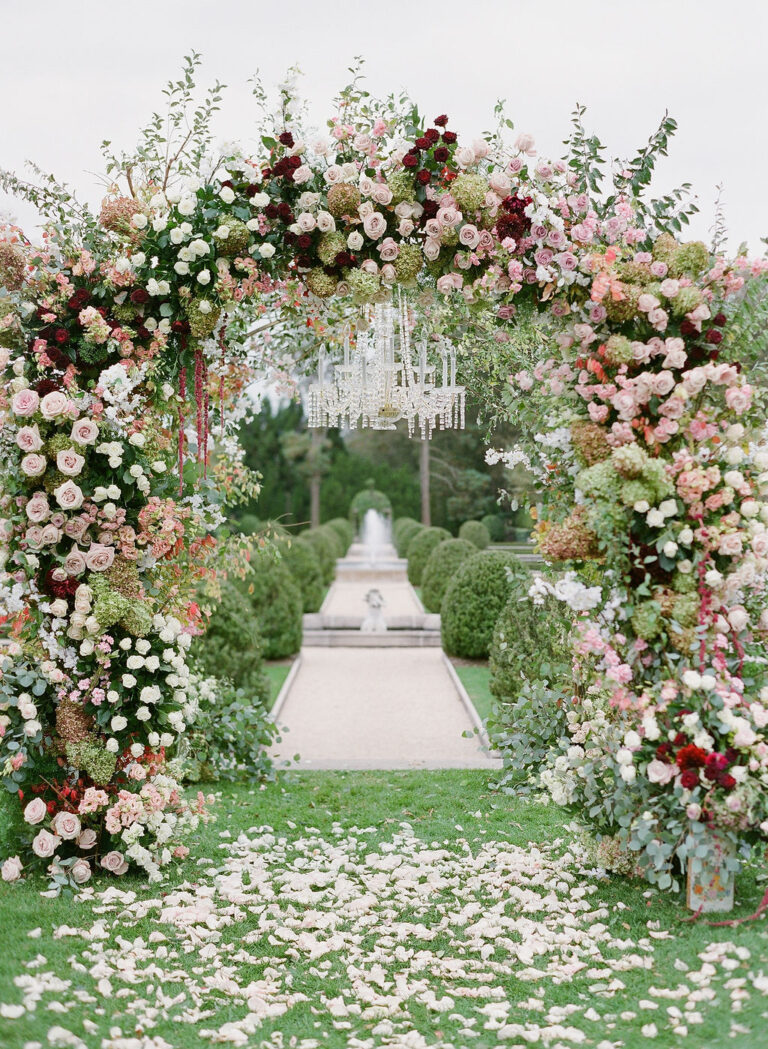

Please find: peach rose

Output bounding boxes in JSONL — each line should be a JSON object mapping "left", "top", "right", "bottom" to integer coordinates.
{"left": 23, "top": 797, "right": 47, "bottom": 825}
{"left": 31, "top": 829, "right": 60, "bottom": 858}
{"left": 11, "top": 389, "right": 39, "bottom": 417}
{"left": 16, "top": 425, "right": 43, "bottom": 452}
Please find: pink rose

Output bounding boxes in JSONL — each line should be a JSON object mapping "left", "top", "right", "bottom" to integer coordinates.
{"left": 611, "top": 390, "right": 637, "bottom": 421}
{"left": 459, "top": 224, "right": 480, "bottom": 249}
{"left": 725, "top": 385, "right": 752, "bottom": 415}
{"left": 718, "top": 533, "right": 743, "bottom": 557}
{"left": 16, "top": 424, "right": 43, "bottom": 452}
{"left": 32, "top": 829, "right": 60, "bottom": 858}
{"left": 514, "top": 133, "right": 536, "bottom": 155}
{"left": 11, "top": 389, "right": 40, "bottom": 417}
{"left": 477, "top": 230, "right": 494, "bottom": 253}
{"left": 56, "top": 448, "right": 85, "bottom": 477}
{"left": 751, "top": 533, "right": 768, "bottom": 558}
{"left": 70, "top": 858, "right": 91, "bottom": 884}
{"left": 1, "top": 856, "right": 23, "bottom": 882}
{"left": 40, "top": 391, "right": 69, "bottom": 419}
{"left": 653, "top": 370, "right": 675, "bottom": 397}
{"left": 659, "top": 278, "right": 680, "bottom": 298}
{"left": 84, "top": 543, "right": 115, "bottom": 572}
{"left": 682, "top": 367, "right": 708, "bottom": 395}
{"left": 648, "top": 307, "right": 669, "bottom": 330}
{"left": 489, "top": 171, "right": 511, "bottom": 196}
{"left": 362, "top": 212, "right": 387, "bottom": 240}
{"left": 291, "top": 165, "right": 311, "bottom": 185}
{"left": 40, "top": 523, "right": 61, "bottom": 546}
{"left": 54, "top": 480, "right": 84, "bottom": 511}
{"left": 423, "top": 239, "right": 441, "bottom": 262}
{"left": 101, "top": 850, "right": 129, "bottom": 875}
{"left": 436, "top": 274, "right": 457, "bottom": 295}
{"left": 662, "top": 338, "right": 687, "bottom": 370}
{"left": 360, "top": 259, "right": 378, "bottom": 275}
{"left": 21, "top": 453, "right": 47, "bottom": 478}
{"left": 646, "top": 759, "right": 676, "bottom": 785}
{"left": 24, "top": 797, "right": 48, "bottom": 825}
{"left": 26, "top": 493, "right": 51, "bottom": 523}
{"left": 295, "top": 212, "right": 316, "bottom": 233}
{"left": 64, "top": 546, "right": 87, "bottom": 575}
{"left": 437, "top": 206, "right": 461, "bottom": 228}
{"left": 370, "top": 183, "right": 393, "bottom": 206}
{"left": 76, "top": 829, "right": 98, "bottom": 850}
{"left": 454, "top": 146, "right": 475, "bottom": 168}
{"left": 380, "top": 263, "right": 396, "bottom": 283}
{"left": 70, "top": 418, "right": 99, "bottom": 446}
{"left": 64, "top": 517, "right": 89, "bottom": 542}
{"left": 378, "top": 238, "right": 399, "bottom": 262}
{"left": 24, "top": 525, "right": 44, "bottom": 549}
{"left": 51, "top": 810, "right": 81, "bottom": 840}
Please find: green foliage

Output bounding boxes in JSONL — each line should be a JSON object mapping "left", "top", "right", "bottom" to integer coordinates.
{"left": 406, "top": 527, "right": 450, "bottom": 586}
{"left": 481, "top": 513, "right": 506, "bottom": 542}
{"left": 458, "top": 520, "right": 490, "bottom": 550}
{"left": 182, "top": 675, "right": 278, "bottom": 783}
{"left": 325, "top": 517, "right": 354, "bottom": 553}
{"left": 280, "top": 537, "right": 325, "bottom": 613}
{"left": 490, "top": 680, "right": 571, "bottom": 793}
{"left": 349, "top": 485, "right": 392, "bottom": 524}
{"left": 318, "top": 524, "right": 344, "bottom": 561}
{"left": 194, "top": 582, "right": 271, "bottom": 698}
{"left": 441, "top": 552, "right": 530, "bottom": 660}
{"left": 240, "top": 557, "right": 303, "bottom": 660}
{"left": 303, "top": 528, "right": 338, "bottom": 585}
{"left": 421, "top": 538, "right": 477, "bottom": 613}
{"left": 394, "top": 518, "right": 423, "bottom": 557}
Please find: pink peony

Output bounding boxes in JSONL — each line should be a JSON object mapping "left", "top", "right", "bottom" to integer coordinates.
{"left": 11, "top": 389, "right": 39, "bottom": 417}
{"left": 31, "top": 829, "right": 60, "bottom": 858}
{"left": 16, "top": 424, "right": 43, "bottom": 451}
{"left": 23, "top": 797, "right": 47, "bottom": 825}
{"left": 1, "top": 856, "right": 23, "bottom": 882}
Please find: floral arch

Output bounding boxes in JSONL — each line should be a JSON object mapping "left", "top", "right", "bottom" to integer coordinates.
{"left": 2, "top": 56, "right": 768, "bottom": 897}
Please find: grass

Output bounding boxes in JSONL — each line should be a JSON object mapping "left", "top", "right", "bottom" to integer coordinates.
{"left": 1, "top": 771, "right": 767, "bottom": 1048}
{"left": 263, "top": 659, "right": 293, "bottom": 709}
{"left": 453, "top": 660, "right": 494, "bottom": 723}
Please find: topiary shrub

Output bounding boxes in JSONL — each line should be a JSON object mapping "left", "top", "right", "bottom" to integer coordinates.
{"left": 280, "top": 536, "right": 325, "bottom": 612}
{"left": 395, "top": 519, "right": 423, "bottom": 558}
{"left": 406, "top": 526, "right": 450, "bottom": 586}
{"left": 240, "top": 556, "right": 303, "bottom": 659}
{"left": 325, "top": 517, "right": 354, "bottom": 553}
{"left": 194, "top": 582, "right": 271, "bottom": 699}
{"left": 441, "top": 551, "right": 530, "bottom": 659}
{"left": 459, "top": 520, "right": 491, "bottom": 550}
{"left": 421, "top": 538, "right": 477, "bottom": 613}
{"left": 318, "top": 524, "right": 344, "bottom": 561}
{"left": 349, "top": 482, "right": 392, "bottom": 529}
{"left": 481, "top": 513, "right": 506, "bottom": 543}
{"left": 303, "top": 528, "right": 338, "bottom": 584}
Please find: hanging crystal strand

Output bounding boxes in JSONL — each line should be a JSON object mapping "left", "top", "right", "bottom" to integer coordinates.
{"left": 178, "top": 365, "right": 186, "bottom": 497}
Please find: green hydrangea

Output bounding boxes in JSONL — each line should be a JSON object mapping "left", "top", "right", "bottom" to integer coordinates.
{"left": 317, "top": 231, "right": 347, "bottom": 266}
{"left": 670, "top": 285, "right": 703, "bottom": 317}
{"left": 113, "top": 304, "right": 137, "bottom": 322}
{"left": 347, "top": 267, "right": 380, "bottom": 303}
{"left": 91, "top": 575, "right": 130, "bottom": 631}
{"left": 66, "top": 739, "right": 117, "bottom": 786}
{"left": 452, "top": 173, "right": 488, "bottom": 213}
{"left": 643, "top": 460, "right": 673, "bottom": 500}
{"left": 672, "top": 593, "right": 699, "bottom": 628}
{"left": 672, "top": 570, "right": 697, "bottom": 594}
{"left": 45, "top": 434, "right": 76, "bottom": 459}
{"left": 305, "top": 268, "right": 337, "bottom": 298}
{"left": 652, "top": 233, "right": 678, "bottom": 265}
{"left": 77, "top": 341, "right": 110, "bottom": 364}
{"left": 604, "top": 284, "right": 640, "bottom": 323}
{"left": 186, "top": 299, "right": 221, "bottom": 339}
{"left": 42, "top": 469, "right": 67, "bottom": 494}
{"left": 612, "top": 443, "right": 648, "bottom": 479}
{"left": 387, "top": 172, "right": 415, "bottom": 205}
{"left": 604, "top": 335, "right": 634, "bottom": 366}
{"left": 577, "top": 460, "right": 619, "bottom": 500}
{"left": 439, "top": 226, "right": 459, "bottom": 247}
{"left": 671, "top": 241, "right": 709, "bottom": 278}
{"left": 215, "top": 217, "right": 251, "bottom": 257}
{"left": 631, "top": 600, "right": 663, "bottom": 640}
{"left": 326, "top": 184, "right": 361, "bottom": 219}
{"left": 619, "top": 479, "right": 656, "bottom": 507}
{"left": 616, "top": 261, "right": 654, "bottom": 286}
{"left": 121, "top": 601, "right": 152, "bottom": 637}
{"left": 394, "top": 244, "right": 423, "bottom": 283}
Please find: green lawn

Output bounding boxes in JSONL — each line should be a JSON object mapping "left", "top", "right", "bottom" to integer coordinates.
{"left": 1, "top": 771, "right": 766, "bottom": 1048}
{"left": 454, "top": 660, "right": 494, "bottom": 723}
{"left": 264, "top": 660, "right": 293, "bottom": 709}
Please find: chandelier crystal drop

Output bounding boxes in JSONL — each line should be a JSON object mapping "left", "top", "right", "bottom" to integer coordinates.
{"left": 307, "top": 297, "right": 465, "bottom": 438}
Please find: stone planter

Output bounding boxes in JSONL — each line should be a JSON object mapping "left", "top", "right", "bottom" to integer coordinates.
{"left": 686, "top": 832, "right": 736, "bottom": 913}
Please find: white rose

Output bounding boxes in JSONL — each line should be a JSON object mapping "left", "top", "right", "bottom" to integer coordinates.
{"left": 196, "top": 269, "right": 211, "bottom": 285}
{"left": 347, "top": 232, "right": 364, "bottom": 251}
{"left": 106, "top": 738, "right": 119, "bottom": 753}
{"left": 219, "top": 186, "right": 235, "bottom": 204}
{"left": 259, "top": 243, "right": 275, "bottom": 259}
{"left": 177, "top": 196, "right": 197, "bottom": 216}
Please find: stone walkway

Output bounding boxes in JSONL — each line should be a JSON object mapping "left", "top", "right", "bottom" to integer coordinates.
{"left": 270, "top": 543, "right": 501, "bottom": 770}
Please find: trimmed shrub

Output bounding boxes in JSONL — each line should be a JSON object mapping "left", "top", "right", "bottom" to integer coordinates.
{"left": 441, "top": 551, "right": 530, "bottom": 659}
{"left": 459, "top": 520, "right": 491, "bottom": 550}
{"left": 481, "top": 513, "right": 506, "bottom": 543}
{"left": 281, "top": 536, "right": 324, "bottom": 613}
{"left": 194, "top": 582, "right": 271, "bottom": 699}
{"left": 325, "top": 517, "right": 354, "bottom": 553}
{"left": 349, "top": 483, "right": 392, "bottom": 526}
{"left": 421, "top": 538, "right": 477, "bottom": 613}
{"left": 406, "top": 526, "right": 450, "bottom": 586}
{"left": 395, "top": 518, "right": 423, "bottom": 558}
{"left": 319, "top": 523, "right": 344, "bottom": 560}
{"left": 303, "top": 528, "right": 338, "bottom": 584}
{"left": 241, "top": 556, "right": 303, "bottom": 659}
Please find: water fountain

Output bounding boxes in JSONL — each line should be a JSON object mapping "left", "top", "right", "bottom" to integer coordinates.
{"left": 360, "top": 509, "right": 391, "bottom": 567}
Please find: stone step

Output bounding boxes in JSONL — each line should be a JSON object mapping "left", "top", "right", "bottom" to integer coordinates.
{"left": 303, "top": 612, "right": 440, "bottom": 631}
{"left": 302, "top": 629, "right": 442, "bottom": 648}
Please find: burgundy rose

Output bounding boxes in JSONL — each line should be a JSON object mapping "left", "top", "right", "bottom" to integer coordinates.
{"left": 220, "top": 179, "right": 234, "bottom": 189}
{"left": 433, "top": 146, "right": 449, "bottom": 163}
{"left": 136, "top": 325, "right": 150, "bottom": 340}
{"left": 335, "top": 252, "right": 355, "bottom": 268}
{"left": 680, "top": 769, "right": 699, "bottom": 789}
{"left": 719, "top": 773, "right": 737, "bottom": 790}
{"left": 278, "top": 131, "right": 295, "bottom": 147}
{"left": 296, "top": 255, "right": 312, "bottom": 269}
{"left": 130, "top": 289, "right": 150, "bottom": 305}
{"left": 705, "top": 329, "right": 723, "bottom": 345}
{"left": 171, "top": 320, "right": 190, "bottom": 335}
{"left": 434, "top": 114, "right": 449, "bottom": 127}
{"left": 245, "top": 184, "right": 261, "bottom": 198}
{"left": 416, "top": 170, "right": 432, "bottom": 186}
{"left": 265, "top": 204, "right": 279, "bottom": 219}
{"left": 36, "top": 378, "right": 61, "bottom": 397}
{"left": 277, "top": 202, "right": 293, "bottom": 222}
{"left": 53, "top": 328, "right": 69, "bottom": 344}
{"left": 297, "top": 234, "right": 312, "bottom": 250}
{"left": 68, "top": 289, "right": 90, "bottom": 310}
{"left": 712, "top": 312, "right": 727, "bottom": 327}
{"left": 422, "top": 200, "right": 439, "bottom": 219}
{"left": 442, "top": 130, "right": 457, "bottom": 144}
{"left": 402, "top": 153, "right": 419, "bottom": 169}
{"left": 287, "top": 155, "right": 302, "bottom": 170}
{"left": 283, "top": 231, "right": 297, "bottom": 247}
{"left": 414, "top": 137, "right": 430, "bottom": 150}
{"left": 424, "top": 128, "right": 440, "bottom": 145}
{"left": 679, "top": 319, "right": 698, "bottom": 337}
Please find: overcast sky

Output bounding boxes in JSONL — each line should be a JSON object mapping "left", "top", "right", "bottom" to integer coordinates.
{"left": 3, "top": 0, "right": 767, "bottom": 252}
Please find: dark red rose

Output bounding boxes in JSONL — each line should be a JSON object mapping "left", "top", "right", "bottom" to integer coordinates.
{"left": 136, "top": 325, "right": 150, "bottom": 340}
{"left": 245, "top": 184, "right": 261, "bottom": 198}
{"left": 277, "top": 202, "right": 293, "bottom": 222}
{"left": 433, "top": 146, "right": 449, "bottom": 163}
{"left": 272, "top": 158, "right": 289, "bottom": 178}
{"left": 296, "top": 255, "right": 312, "bottom": 269}
{"left": 424, "top": 128, "right": 440, "bottom": 145}
{"left": 297, "top": 234, "right": 312, "bottom": 250}
{"left": 422, "top": 200, "right": 439, "bottom": 219}
{"left": 434, "top": 114, "right": 449, "bottom": 127}
{"left": 288, "top": 155, "right": 302, "bottom": 170}
{"left": 44, "top": 569, "right": 78, "bottom": 599}
{"left": 655, "top": 742, "right": 672, "bottom": 759}
{"left": 712, "top": 312, "right": 727, "bottom": 326}
{"left": 335, "top": 251, "right": 355, "bottom": 268}
{"left": 265, "top": 203, "right": 279, "bottom": 219}
{"left": 680, "top": 769, "right": 700, "bottom": 789}
{"left": 402, "top": 153, "right": 419, "bottom": 169}
{"left": 36, "top": 379, "right": 61, "bottom": 397}
{"left": 130, "top": 289, "right": 150, "bottom": 305}
{"left": 679, "top": 319, "right": 698, "bottom": 337}
{"left": 279, "top": 131, "right": 295, "bottom": 148}
{"left": 725, "top": 747, "right": 739, "bottom": 763}
{"left": 68, "top": 289, "right": 90, "bottom": 310}
{"left": 416, "top": 170, "right": 432, "bottom": 186}
{"left": 262, "top": 167, "right": 273, "bottom": 179}
{"left": 719, "top": 773, "right": 737, "bottom": 790}
{"left": 171, "top": 320, "right": 190, "bottom": 335}
{"left": 705, "top": 328, "right": 723, "bottom": 345}
{"left": 442, "top": 130, "right": 457, "bottom": 144}
{"left": 676, "top": 744, "right": 708, "bottom": 771}
{"left": 219, "top": 179, "right": 234, "bottom": 189}
{"left": 96, "top": 307, "right": 108, "bottom": 318}
{"left": 54, "top": 328, "right": 69, "bottom": 344}
{"left": 46, "top": 346, "right": 69, "bottom": 369}
{"left": 283, "top": 231, "right": 297, "bottom": 246}
{"left": 414, "top": 136, "right": 430, "bottom": 150}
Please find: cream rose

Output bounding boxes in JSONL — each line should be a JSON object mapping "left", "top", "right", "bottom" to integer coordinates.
{"left": 56, "top": 448, "right": 85, "bottom": 477}
{"left": 54, "top": 480, "right": 84, "bottom": 511}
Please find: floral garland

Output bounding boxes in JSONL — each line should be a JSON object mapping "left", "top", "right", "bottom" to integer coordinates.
{"left": 1, "top": 63, "right": 767, "bottom": 896}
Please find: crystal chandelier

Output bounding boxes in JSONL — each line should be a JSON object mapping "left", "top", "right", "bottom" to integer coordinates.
{"left": 307, "top": 297, "right": 465, "bottom": 438}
